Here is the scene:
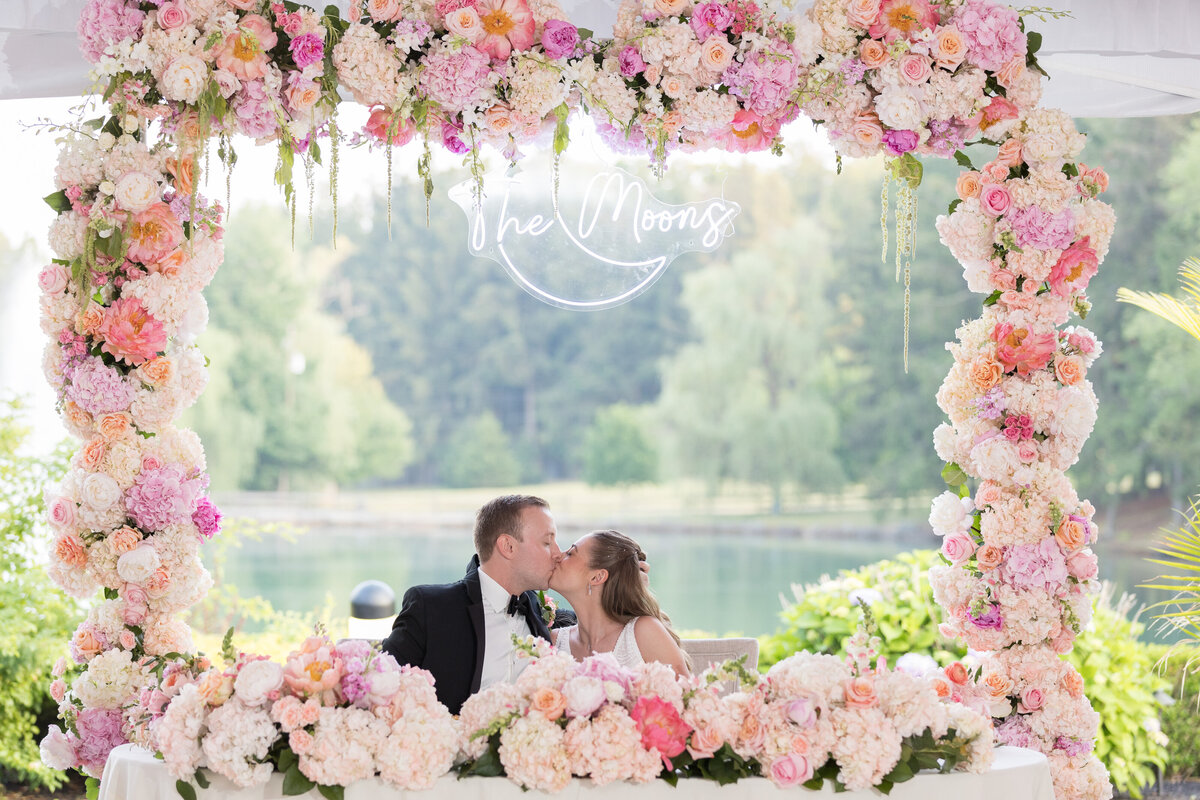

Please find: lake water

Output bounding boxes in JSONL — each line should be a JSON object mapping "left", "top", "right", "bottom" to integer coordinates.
{"left": 211, "top": 521, "right": 1184, "bottom": 642}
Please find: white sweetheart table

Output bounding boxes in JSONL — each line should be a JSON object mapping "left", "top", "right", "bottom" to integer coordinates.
{"left": 98, "top": 743, "right": 1055, "bottom": 800}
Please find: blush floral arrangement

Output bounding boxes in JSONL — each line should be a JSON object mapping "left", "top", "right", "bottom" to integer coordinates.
{"left": 39, "top": 0, "right": 1114, "bottom": 797}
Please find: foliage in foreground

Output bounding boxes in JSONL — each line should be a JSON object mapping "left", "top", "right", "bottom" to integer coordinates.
{"left": 0, "top": 401, "right": 77, "bottom": 791}
{"left": 757, "top": 550, "right": 1175, "bottom": 797}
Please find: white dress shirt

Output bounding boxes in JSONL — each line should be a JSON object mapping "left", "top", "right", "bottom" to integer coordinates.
{"left": 477, "top": 566, "right": 532, "bottom": 690}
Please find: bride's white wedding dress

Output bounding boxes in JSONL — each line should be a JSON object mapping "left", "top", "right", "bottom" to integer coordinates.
{"left": 553, "top": 618, "right": 644, "bottom": 668}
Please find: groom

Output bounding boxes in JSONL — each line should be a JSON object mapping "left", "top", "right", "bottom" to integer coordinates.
{"left": 380, "top": 494, "right": 565, "bottom": 714}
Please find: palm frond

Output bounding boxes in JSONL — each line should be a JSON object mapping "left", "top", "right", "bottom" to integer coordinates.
{"left": 1117, "top": 257, "right": 1200, "bottom": 341}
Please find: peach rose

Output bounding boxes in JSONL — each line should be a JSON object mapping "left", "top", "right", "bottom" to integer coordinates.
{"left": 225, "top": 0, "right": 258, "bottom": 9}
{"left": 531, "top": 687, "right": 567, "bottom": 720}
{"left": 737, "top": 711, "right": 765, "bottom": 750}
{"left": 944, "top": 662, "right": 969, "bottom": 686}
{"left": 980, "top": 161, "right": 1009, "bottom": 184}
{"left": 110, "top": 526, "right": 143, "bottom": 555}
{"left": 1055, "top": 517, "right": 1087, "bottom": 551}
{"left": 445, "top": 6, "right": 483, "bottom": 40}
{"left": 968, "top": 356, "right": 1003, "bottom": 391}
{"left": 846, "top": 0, "right": 881, "bottom": 27}
{"left": 484, "top": 104, "right": 515, "bottom": 136}
{"left": 198, "top": 670, "right": 234, "bottom": 706}
{"left": 63, "top": 401, "right": 93, "bottom": 431}
{"left": 955, "top": 170, "right": 982, "bottom": 200}
{"left": 660, "top": 75, "right": 687, "bottom": 99}
{"left": 997, "top": 138, "right": 1023, "bottom": 167}
{"left": 989, "top": 266, "right": 1017, "bottom": 291}
{"left": 975, "top": 543, "right": 1005, "bottom": 571}
{"left": 119, "top": 629, "right": 138, "bottom": 649}
{"left": 1055, "top": 355, "right": 1084, "bottom": 386}
{"left": 700, "top": 37, "right": 735, "bottom": 71}
{"left": 644, "top": 64, "right": 662, "bottom": 86}
{"left": 930, "top": 675, "right": 952, "bottom": 699}
{"left": 974, "top": 480, "right": 1003, "bottom": 507}
{"left": 147, "top": 565, "right": 171, "bottom": 593}
{"left": 165, "top": 154, "right": 196, "bottom": 197}
{"left": 850, "top": 112, "right": 883, "bottom": 149}
{"left": 366, "top": 0, "right": 400, "bottom": 21}
{"left": 654, "top": 0, "right": 690, "bottom": 16}
{"left": 76, "top": 303, "right": 106, "bottom": 336}
{"left": 73, "top": 628, "right": 105, "bottom": 659}
{"left": 858, "top": 38, "right": 889, "bottom": 69}
{"left": 996, "top": 55, "right": 1025, "bottom": 89}
{"left": 842, "top": 677, "right": 878, "bottom": 708}
{"left": 1061, "top": 669, "right": 1084, "bottom": 699}
{"left": 97, "top": 413, "right": 131, "bottom": 440}
{"left": 662, "top": 110, "right": 684, "bottom": 137}
{"left": 55, "top": 535, "right": 88, "bottom": 568}
{"left": 933, "top": 27, "right": 966, "bottom": 70}
{"left": 982, "top": 671, "right": 1013, "bottom": 698}
{"left": 286, "top": 80, "right": 322, "bottom": 113}
{"left": 140, "top": 356, "right": 174, "bottom": 387}
{"left": 79, "top": 437, "right": 108, "bottom": 471}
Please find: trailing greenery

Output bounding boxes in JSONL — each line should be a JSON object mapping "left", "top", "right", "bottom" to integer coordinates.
{"left": 758, "top": 550, "right": 1171, "bottom": 797}
{"left": 0, "top": 400, "right": 77, "bottom": 791}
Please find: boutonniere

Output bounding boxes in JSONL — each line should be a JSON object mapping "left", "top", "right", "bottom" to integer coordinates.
{"left": 536, "top": 590, "right": 557, "bottom": 627}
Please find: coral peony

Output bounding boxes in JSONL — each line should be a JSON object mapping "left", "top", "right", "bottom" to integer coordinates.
{"left": 98, "top": 297, "right": 167, "bottom": 366}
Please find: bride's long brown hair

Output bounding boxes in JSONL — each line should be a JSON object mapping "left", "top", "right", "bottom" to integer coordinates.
{"left": 587, "top": 530, "right": 689, "bottom": 665}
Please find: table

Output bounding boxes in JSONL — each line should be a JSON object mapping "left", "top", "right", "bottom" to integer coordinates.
{"left": 98, "top": 743, "right": 1055, "bottom": 800}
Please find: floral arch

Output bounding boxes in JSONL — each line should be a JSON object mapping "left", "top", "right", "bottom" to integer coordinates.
{"left": 37, "top": 0, "right": 1112, "bottom": 798}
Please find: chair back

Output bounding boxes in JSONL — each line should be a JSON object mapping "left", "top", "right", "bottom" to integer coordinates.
{"left": 680, "top": 638, "right": 759, "bottom": 694}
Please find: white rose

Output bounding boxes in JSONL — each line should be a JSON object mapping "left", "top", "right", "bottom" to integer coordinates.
{"left": 117, "top": 542, "right": 161, "bottom": 584}
{"left": 98, "top": 131, "right": 116, "bottom": 150}
{"left": 234, "top": 660, "right": 284, "bottom": 707}
{"left": 563, "top": 676, "right": 606, "bottom": 718}
{"left": 161, "top": 55, "right": 208, "bottom": 104}
{"left": 81, "top": 472, "right": 122, "bottom": 511}
{"left": 928, "top": 491, "right": 972, "bottom": 537}
{"left": 114, "top": 171, "right": 161, "bottom": 212}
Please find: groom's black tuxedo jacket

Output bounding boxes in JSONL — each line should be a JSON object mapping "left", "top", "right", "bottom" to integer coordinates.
{"left": 380, "top": 556, "right": 557, "bottom": 714}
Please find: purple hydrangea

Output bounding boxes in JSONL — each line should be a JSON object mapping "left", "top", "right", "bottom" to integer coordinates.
{"left": 973, "top": 387, "right": 1007, "bottom": 420}
{"left": 722, "top": 48, "right": 798, "bottom": 117}
{"left": 234, "top": 81, "right": 278, "bottom": 139}
{"left": 340, "top": 672, "right": 369, "bottom": 705}
{"left": 953, "top": 0, "right": 1027, "bottom": 73}
{"left": 1055, "top": 736, "right": 1094, "bottom": 757}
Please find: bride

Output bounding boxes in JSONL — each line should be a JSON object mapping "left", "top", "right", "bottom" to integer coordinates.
{"left": 548, "top": 530, "right": 690, "bottom": 676}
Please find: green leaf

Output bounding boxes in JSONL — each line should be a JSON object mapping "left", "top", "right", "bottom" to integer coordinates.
{"left": 194, "top": 770, "right": 210, "bottom": 789}
{"left": 953, "top": 151, "right": 975, "bottom": 170}
{"left": 104, "top": 587, "right": 119, "bottom": 600}
{"left": 1062, "top": 162, "right": 1080, "bottom": 178}
{"left": 941, "top": 462, "right": 968, "bottom": 487}
{"left": 277, "top": 747, "right": 297, "bottom": 774}
{"left": 947, "top": 197, "right": 962, "bottom": 215}
{"left": 282, "top": 765, "right": 316, "bottom": 796}
{"left": 86, "top": 777, "right": 101, "bottom": 800}
{"left": 1026, "top": 31, "right": 1042, "bottom": 55}
{"left": 44, "top": 190, "right": 71, "bottom": 214}
{"left": 983, "top": 290, "right": 1002, "bottom": 307}
{"left": 222, "top": 626, "right": 237, "bottom": 664}
{"left": 316, "top": 784, "right": 344, "bottom": 800}
{"left": 174, "top": 781, "right": 196, "bottom": 800}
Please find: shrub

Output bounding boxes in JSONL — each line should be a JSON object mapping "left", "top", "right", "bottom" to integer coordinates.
{"left": 758, "top": 549, "right": 1170, "bottom": 797}
{"left": 438, "top": 412, "right": 521, "bottom": 488}
{"left": 0, "top": 400, "right": 77, "bottom": 791}
{"left": 1156, "top": 648, "right": 1200, "bottom": 780}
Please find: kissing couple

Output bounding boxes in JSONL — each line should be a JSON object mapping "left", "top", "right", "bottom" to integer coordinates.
{"left": 381, "top": 494, "right": 690, "bottom": 714}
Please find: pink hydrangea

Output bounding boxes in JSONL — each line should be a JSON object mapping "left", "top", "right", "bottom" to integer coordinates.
{"left": 419, "top": 45, "right": 494, "bottom": 114}
{"left": 1002, "top": 537, "right": 1068, "bottom": 593}
{"left": 234, "top": 82, "right": 279, "bottom": 139}
{"left": 66, "top": 357, "right": 136, "bottom": 415}
{"left": 74, "top": 708, "right": 127, "bottom": 775}
{"left": 1008, "top": 205, "right": 1075, "bottom": 251}
{"left": 78, "top": 0, "right": 145, "bottom": 63}
{"left": 723, "top": 47, "right": 799, "bottom": 118}
{"left": 125, "top": 464, "right": 204, "bottom": 532}
{"left": 98, "top": 297, "right": 167, "bottom": 367}
{"left": 953, "top": 0, "right": 1027, "bottom": 73}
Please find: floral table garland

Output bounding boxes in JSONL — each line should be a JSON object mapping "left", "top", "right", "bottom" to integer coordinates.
{"left": 35, "top": 0, "right": 1112, "bottom": 797}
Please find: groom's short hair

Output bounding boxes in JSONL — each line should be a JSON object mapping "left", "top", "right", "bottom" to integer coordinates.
{"left": 475, "top": 495, "right": 549, "bottom": 561}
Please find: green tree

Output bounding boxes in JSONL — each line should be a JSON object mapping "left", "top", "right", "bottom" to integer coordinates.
{"left": 183, "top": 206, "right": 414, "bottom": 490}
{"left": 0, "top": 400, "right": 77, "bottom": 791}
{"left": 656, "top": 218, "right": 842, "bottom": 513}
{"left": 439, "top": 411, "right": 522, "bottom": 488}
{"left": 581, "top": 404, "right": 658, "bottom": 485}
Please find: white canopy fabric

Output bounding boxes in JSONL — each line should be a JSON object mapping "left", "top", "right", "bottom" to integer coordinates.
{"left": 3, "top": 0, "right": 1200, "bottom": 118}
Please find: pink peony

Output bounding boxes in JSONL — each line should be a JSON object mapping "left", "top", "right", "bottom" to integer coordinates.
{"left": 630, "top": 695, "right": 692, "bottom": 768}
{"left": 289, "top": 32, "right": 325, "bottom": 69}
{"left": 40, "top": 725, "right": 79, "bottom": 771}
{"left": 994, "top": 326, "right": 1056, "bottom": 376}
{"left": 78, "top": 0, "right": 145, "bottom": 64}
{"left": 126, "top": 202, "right": 184, "bottom": 264}
{"left": 720, "top": 110, "right": 779, "bottom": 154}
{"left": 193, "top": 496, "right": 223, "bottom": 539}
{"left": 1047, "top": 236, "right": 1098, "bottom": 298}
{"left": 474, "top": 0, "right": 535, "bottom": 61}
{"left": 365, "top": 107, "right": 417, "bottom": 146}
{"left": 98, "top": 297, "right": 167, "bottom": 366}
{"left": 283, "top": 643, "right": 345, "bottom": 703}
{"left": 540, "top": 20, "right": 579, "bottom": 59}
{"left": 869, "top": 0, "right": 939, "bottom": 43}
{"left": 216, "top": 15, "right": 278, "bottom": 81}
{"left": 690, "top": 2, "right": 735, "bottom": 39}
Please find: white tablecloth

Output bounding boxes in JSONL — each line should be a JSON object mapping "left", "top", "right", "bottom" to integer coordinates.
{"left": 98, "top": 744, "right": 1055, "bottom": 800}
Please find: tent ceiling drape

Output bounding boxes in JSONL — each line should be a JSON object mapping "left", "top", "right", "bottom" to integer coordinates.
{"left": 3, "top": 0, "right": 1200, "bottom": 117}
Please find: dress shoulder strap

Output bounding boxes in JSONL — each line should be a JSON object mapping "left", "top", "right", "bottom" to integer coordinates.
{"left": 612, "top": 618, "right": 644, "bottom": 668}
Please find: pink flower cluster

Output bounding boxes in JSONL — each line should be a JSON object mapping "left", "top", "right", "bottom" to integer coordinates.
{"left": 154, "top": 636, "right": 458, "bottom": 791}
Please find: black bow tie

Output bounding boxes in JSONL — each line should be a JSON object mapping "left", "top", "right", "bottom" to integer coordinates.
{"left": 506, "top": 593, "right": 530, "bottom": 617}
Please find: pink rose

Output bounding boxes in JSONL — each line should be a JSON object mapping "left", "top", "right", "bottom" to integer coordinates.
{"left": 941, "top": 532, "right": 976, "bottom": 565}
{"left": 1017, "top": 441, "right": 1038, "bottom": 463}
{"left": 897, "top": 53, "right": 932, "bottom": 85}
{"left": 850, "top": 113, "right": 883, "bottom": 150}
{"left": 39, "top": 264, "right": 70, "bottom": 295}
{"left": 1018, "top": 686, "right": 1044, "bottom": 713}
{"left": 979, "top": 184, "right": 1011, "bottom": 217}
{"left": 157, "top": 1, "right": 190, "bottom": 29}
{"left": 48, "top": 497, "right": 77, "bottom": 530}
{"left": 445, "top": 6, "right": 483, "bottom": 39}
{"left": 289, "top": 729, "right": 314, "bottom": 754}
{"left": 846, "top": 0, "right": 881, "bottom": 28}
{"left": 688, "top": 723, "right": 724, "bottom": 759}
{"left": 50, "top": 679, "right": 66, "bottom": 702}
{"left": 1066, "top": 550, "right": 1098, "bottom": 581}
{"left": 785, "top": 695, "right": 817, "bottom": 727}
{"left": 225, "top": 0, "right": 258, "bottom": 9}
{"left": 769, "top": 753, "right": 812, "bottom": 787}
{"left": 119, "top": 630, "right": 137, "bottom": 649}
